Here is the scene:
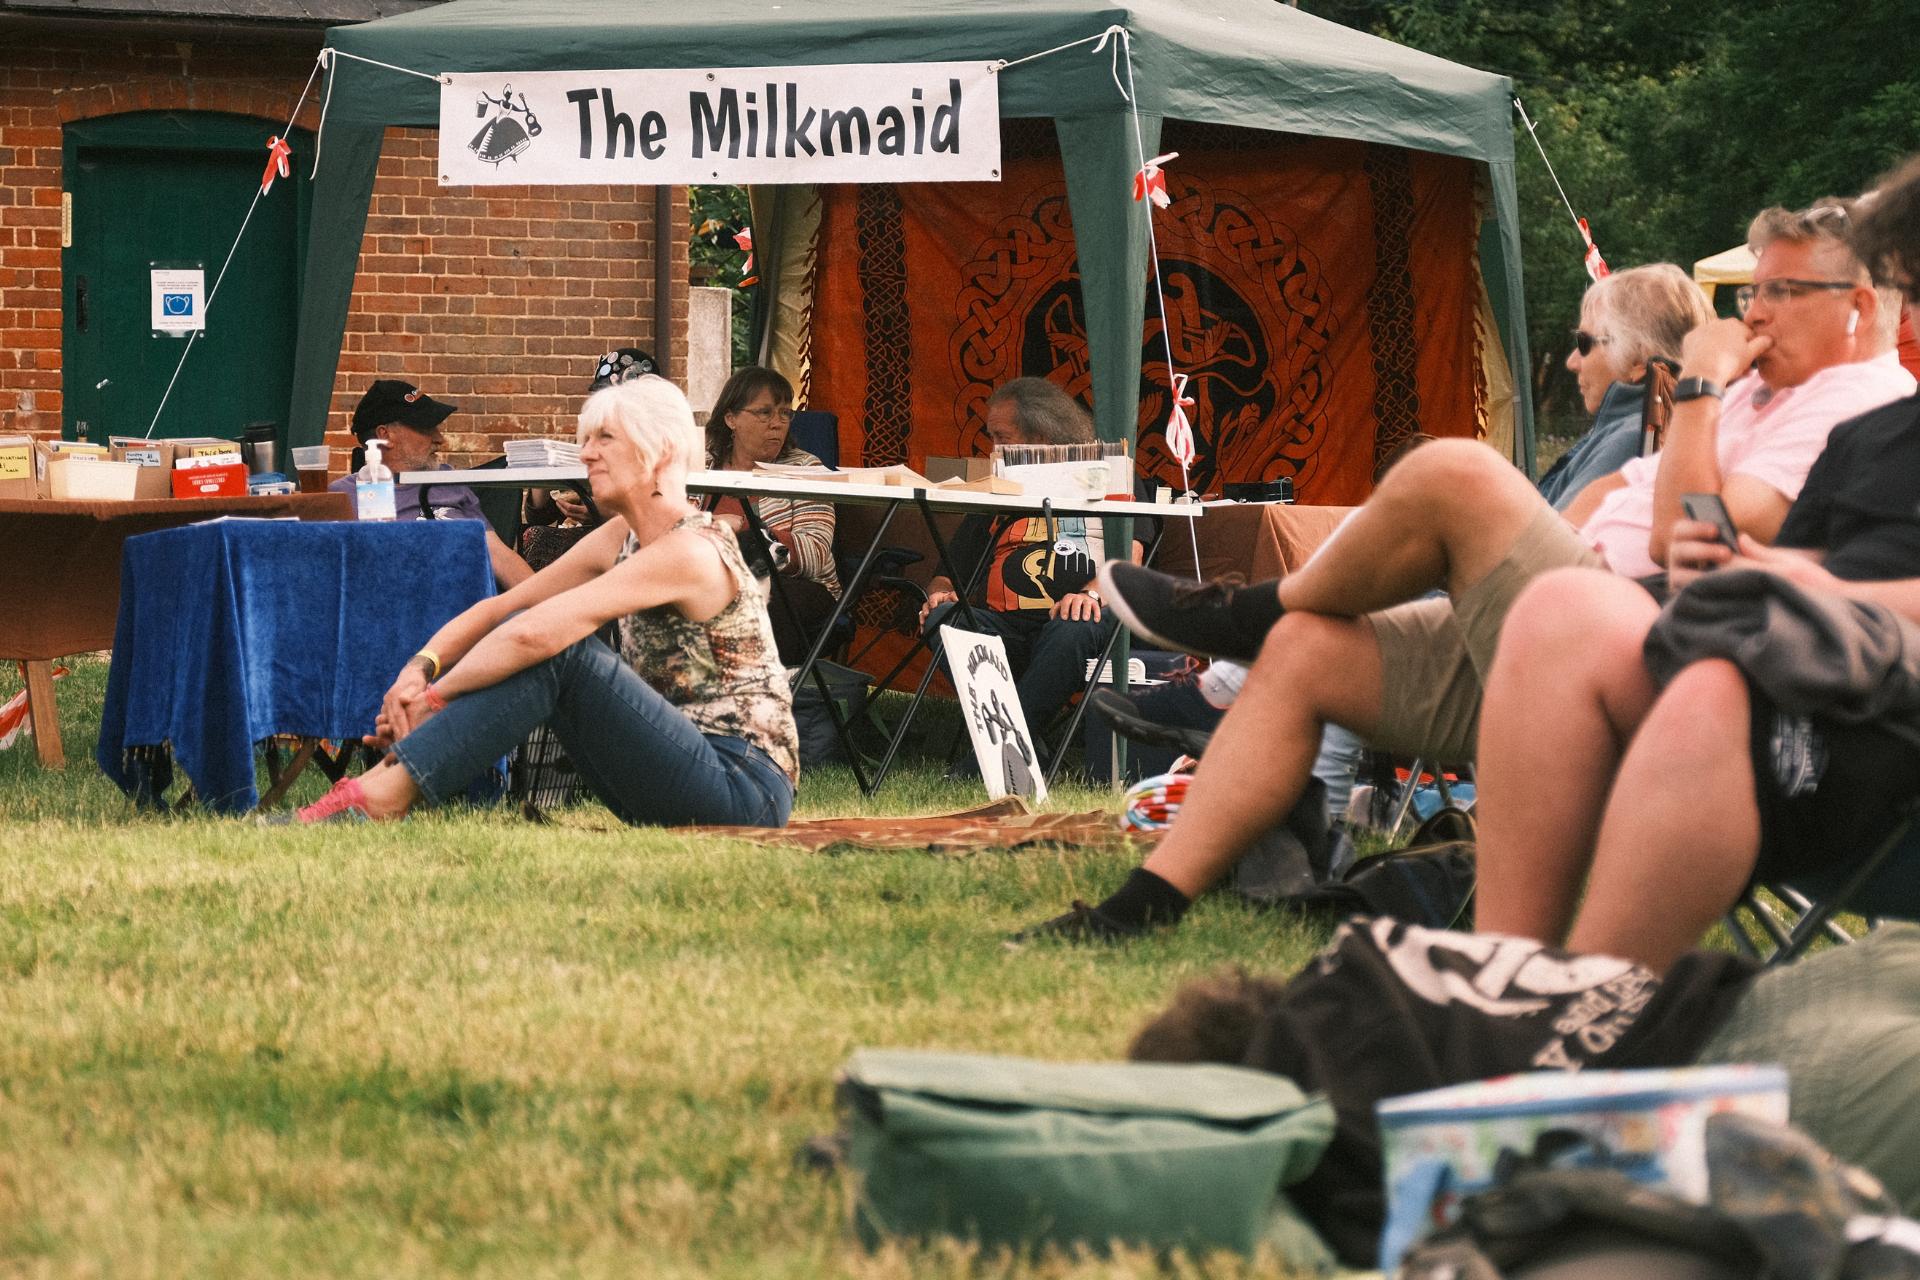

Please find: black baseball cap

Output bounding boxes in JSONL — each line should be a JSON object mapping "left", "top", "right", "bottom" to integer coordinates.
{"left": 352, "top": 380, "right": 458, "bottom": 439}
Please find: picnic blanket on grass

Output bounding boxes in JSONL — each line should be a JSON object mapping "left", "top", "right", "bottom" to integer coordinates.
{"left": 690, "top": 798, "right": 1146, "bottom": 855}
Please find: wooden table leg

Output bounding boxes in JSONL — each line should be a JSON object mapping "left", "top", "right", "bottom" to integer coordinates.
{"left": 258, "top": 737, "right": 320, "bottom": 810}
{"left": 23, "top": 660, "right": 63, "bottom": 768}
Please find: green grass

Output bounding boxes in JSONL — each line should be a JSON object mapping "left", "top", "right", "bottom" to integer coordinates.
{"left": 0, "top": 659, "right": 1337, "bottom": 1278}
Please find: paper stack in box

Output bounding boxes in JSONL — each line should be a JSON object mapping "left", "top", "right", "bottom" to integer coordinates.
{"left": 33, "top": 440, "right": 139, "bottom": 501}
{"left": 504, "top": 438, "right": 580, "bottom": 467}
{"left": 172, "top": 444, "right": 248, "bottom": 498}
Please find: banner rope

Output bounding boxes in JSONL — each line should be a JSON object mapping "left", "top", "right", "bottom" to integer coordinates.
{"left": 1513, "top": 96, "right": 1608, "bottom": 279}
{"left": 998, "top": 25, "right": 1204, "bottom": 579}
{"left": 144, "top": 55, "right": 324, "bottom": 437}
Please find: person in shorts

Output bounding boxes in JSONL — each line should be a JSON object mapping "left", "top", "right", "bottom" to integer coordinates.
{"left": 1022, "top": 206, "right": 1914, "bottom": 942}
{"left": 1469, "top": 154, "right": 1920, "bottom": 972}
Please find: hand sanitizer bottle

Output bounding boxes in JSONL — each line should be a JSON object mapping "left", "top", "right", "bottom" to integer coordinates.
{"left": 355, "top": 439, "right": 397, "bottom": 522}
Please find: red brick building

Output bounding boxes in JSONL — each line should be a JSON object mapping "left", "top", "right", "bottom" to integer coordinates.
{"left": 0, "top": 0, "right": 689, "bottom": 475}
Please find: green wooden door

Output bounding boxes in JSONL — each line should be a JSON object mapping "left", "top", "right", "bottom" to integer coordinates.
{"left": 63, "top": 113, "right": 311, "bottom": 447}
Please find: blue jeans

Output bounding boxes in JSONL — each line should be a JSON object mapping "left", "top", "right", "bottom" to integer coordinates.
{"left": 390, "top": 636, "right": 793, "bottom": 827}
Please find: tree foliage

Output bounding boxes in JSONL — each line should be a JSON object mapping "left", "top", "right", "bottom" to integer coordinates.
{"left": 1304, "top": 0, "right": 1920, "bottom": 429}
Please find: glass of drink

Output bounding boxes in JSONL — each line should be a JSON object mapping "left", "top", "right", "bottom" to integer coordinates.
{"left": 292, "top": 445, "right": 331, "bottom": 494}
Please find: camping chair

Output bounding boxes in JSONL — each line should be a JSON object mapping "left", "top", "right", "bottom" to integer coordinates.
{"left": 1724, "top": 798, "right": 1920, "bottom": 965}
{"left": 1637, "top": 357, "right": 1679, "bottom": 458}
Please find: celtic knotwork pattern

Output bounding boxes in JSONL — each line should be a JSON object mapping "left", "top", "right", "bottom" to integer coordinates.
{"left": 1365, "top": 145, "right": 1422, "bottom": 473}
{"left": 857, "top": 185, "right": 912, "bottom": 466}
{"left": 947, "top": 175, "right": 1337, "bottom": 494}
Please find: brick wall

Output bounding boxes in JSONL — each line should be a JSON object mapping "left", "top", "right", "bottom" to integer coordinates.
{"left": 0, "top": 30, "right": 690, "bottom": 474}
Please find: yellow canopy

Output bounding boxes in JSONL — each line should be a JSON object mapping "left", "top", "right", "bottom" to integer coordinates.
{"left": 1692, "top": 243, "right": 1755, "bottom": 301}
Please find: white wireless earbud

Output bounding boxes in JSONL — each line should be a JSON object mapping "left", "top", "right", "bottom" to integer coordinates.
{"left": 1847, "top": 308, "right": 1861, "bottom": 336}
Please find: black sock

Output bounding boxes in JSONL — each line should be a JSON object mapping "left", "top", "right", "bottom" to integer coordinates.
{"left": 1095, "top": 868, "right": 1192, "bottom": 928}
{"left": 1227, "top": 580, "right": 1285, "bottom": 643}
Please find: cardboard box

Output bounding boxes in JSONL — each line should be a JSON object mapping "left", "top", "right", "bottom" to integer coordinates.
{"left": 924, "top": 456, "right": 994, "bottom": 484}
{"left": 110, "top": 437, "right": 174, "bottom": 500}
{"left": 171, "top": 461, "right": 249, "bottom": 498}
{"left": 168, "top": 436, "right": 240, "bottom": 460}
{"left": 49, "top": 456, "right": 140, "bottom": 501}
{"left": 0, "top": 435, "right": 33, "bottom": 500}
{"left": 33, "top": 440, "right": 110, "bottom": 497}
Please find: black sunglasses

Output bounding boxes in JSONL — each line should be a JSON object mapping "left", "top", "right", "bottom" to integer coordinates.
{"left": 1572, "top": 329, "right": 1608, "bottom": 357}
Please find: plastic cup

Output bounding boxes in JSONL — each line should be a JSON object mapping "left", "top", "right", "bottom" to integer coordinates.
{"left": 292, "top": 445, "right": 331, "bottom": 494}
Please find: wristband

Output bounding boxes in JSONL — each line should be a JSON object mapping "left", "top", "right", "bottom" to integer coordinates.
{"left": 423, "top": 682, "right": 448, "bottom": 712}
{"left": 413, "top": 648, "right": 442, "bottom": 680}
{"left": 1672, "top": 377, "right": 1724, "bottom": 404}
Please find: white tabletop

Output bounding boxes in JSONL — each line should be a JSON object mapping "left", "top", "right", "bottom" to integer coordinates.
{"left": 402, "top": 466, "right": 1200, "bottom": 520}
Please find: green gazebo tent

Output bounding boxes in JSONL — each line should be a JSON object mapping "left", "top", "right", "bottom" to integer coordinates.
{"left": 293, "top": 0, "right": 1533, "bottom": 468}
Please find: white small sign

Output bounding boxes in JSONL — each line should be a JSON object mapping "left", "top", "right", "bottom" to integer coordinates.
{"left": 439, "top": 62, "right": 1001, "bottom": 187}
{"left": 150, "top": 268, "right": 205, "bottom": 335}
{"left": 940, "top": 624, "right": 1046, "bottom": 804}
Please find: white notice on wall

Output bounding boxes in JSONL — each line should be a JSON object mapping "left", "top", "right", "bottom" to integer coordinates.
{"left": 439, "top": 63, "right": 1001, "bottom": 187}
{"left": 150, "top": 268, "right": 206, "bottom": 335}
{"left": 940, "top": 624, "right": 1046, "bottom": 804}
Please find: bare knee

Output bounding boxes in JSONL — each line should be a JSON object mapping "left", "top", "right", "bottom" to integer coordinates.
{"left": 1658, "top": 658, "right": 1750, "bottom": 722}
{"left": 1375, "top": 439, "right": 1533, "bottom": 514}
{"left": 1496, "top": 568, "right": 1658, "bottom": 671}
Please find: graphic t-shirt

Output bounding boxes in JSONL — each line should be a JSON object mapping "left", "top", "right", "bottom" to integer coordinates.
{"left": 982, "top": 514, "right": 1109, "bottom": 612}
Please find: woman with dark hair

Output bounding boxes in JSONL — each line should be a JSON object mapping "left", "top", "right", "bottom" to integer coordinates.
{"left": 702, "top": 365, "right": 841, "bottom": 665}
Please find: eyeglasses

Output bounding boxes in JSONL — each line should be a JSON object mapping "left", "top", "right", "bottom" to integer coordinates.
{"left": 1734, "top": 278, "right": 1858, "bottom": 317}
{"left": 1572, "top": 329, "right": 1609, "bottom": 357}
{"left": 736, "top": 405, "right": 795, "bottom": 425}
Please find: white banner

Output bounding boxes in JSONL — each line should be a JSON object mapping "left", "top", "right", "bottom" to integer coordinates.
{"left": 438, "top": 63, "right": 1001, "bottom": 187}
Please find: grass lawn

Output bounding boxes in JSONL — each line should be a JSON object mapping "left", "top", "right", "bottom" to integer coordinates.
{"left": 0, "top": 659, "right": 1338, "bottom": 1278}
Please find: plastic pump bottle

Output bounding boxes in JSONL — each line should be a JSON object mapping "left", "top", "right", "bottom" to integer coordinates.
{"left": 355, "top": 439, "right": 397, "bottom": 522}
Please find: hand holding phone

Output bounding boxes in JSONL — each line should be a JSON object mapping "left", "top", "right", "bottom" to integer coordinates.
{"left": 1680, "top": 492, "right": 1741, "bottom": 551}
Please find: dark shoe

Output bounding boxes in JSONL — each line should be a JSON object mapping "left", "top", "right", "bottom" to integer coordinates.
{"left": 1006, "top": 899, "right": 1147, "bottom": 946}
{"left": 1085, "top": 688, "right": 1213, "bottom": 759}
{"left": 1096, "top": 562, "right": 1277, "bottom": 663}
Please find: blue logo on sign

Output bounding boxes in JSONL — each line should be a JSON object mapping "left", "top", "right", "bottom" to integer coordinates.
{"left": 162, "top": 293, "right": 194, "bottom": 317}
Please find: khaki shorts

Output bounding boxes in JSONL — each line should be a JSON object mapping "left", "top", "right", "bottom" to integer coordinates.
{"left": 1366, "top": 504, "right": 1605, "bottom": 762}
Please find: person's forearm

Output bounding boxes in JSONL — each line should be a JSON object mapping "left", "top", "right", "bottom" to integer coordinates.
{"left": 488, "top": 531, "right": 534, "bottom": 588}
{"left": 1836, "top": 576, "right": 1920, "bottom": 625}
{"left": 1650, "top": 399, "right": 1725, "bottom": 566}
{"left": 434, "top": 605, "right": 596, "bottom": 696}
{"left": 416, "top": 593, "right": 518, "bottom": 675}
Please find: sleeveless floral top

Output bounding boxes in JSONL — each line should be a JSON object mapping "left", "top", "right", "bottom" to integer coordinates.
{"left": 614, "top": 512, "right": 799, "bottom": 783}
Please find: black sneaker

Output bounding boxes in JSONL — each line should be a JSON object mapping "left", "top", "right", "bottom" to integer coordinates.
{"left": 1096, "top": 562, "right": 1278, "bottom": 663}
{"left": 1085, "top": 688, "right": 1213, "bottom": 758}
{"left": 1006, "top": 900, "right": 1147, "bottom": 947}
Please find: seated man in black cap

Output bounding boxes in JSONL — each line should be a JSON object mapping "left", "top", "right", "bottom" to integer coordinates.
{"left": 330, "top": 379, "right": 531, "bottom": 587}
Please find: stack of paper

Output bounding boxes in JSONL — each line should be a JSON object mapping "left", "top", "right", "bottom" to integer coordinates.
{"left": 503, "top": 438, "right": 580, "bottom": 467}
{"left": 1084, "top": 657, "right": 1164, "bottom": 686}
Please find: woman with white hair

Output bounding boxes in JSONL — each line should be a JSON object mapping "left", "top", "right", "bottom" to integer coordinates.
{"left": 285, "top": 375, "right": 798, "bottom": 827}
{"left": 1536, "top": 262, "right": 1716, "bottom": 509}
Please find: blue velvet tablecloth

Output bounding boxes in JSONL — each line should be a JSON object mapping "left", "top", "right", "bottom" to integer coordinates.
{"left": 97, "top": 518, "right": 494, "bottom": 812}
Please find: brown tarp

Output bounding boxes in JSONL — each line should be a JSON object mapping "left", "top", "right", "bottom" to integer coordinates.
{"left": 0, "top": 493, "right": 352, "bottom": 660}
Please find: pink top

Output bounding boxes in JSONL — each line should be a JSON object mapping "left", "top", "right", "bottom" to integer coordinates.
{"left": 1578, "top": 351, "right": 1916, "bottom": 578}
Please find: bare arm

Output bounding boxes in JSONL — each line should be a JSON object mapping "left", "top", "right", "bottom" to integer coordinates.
{"left": 1649, "top": 319, "right": 1773, "bottom": 565}
{"left": 486, "top": 529, "right": 534, "bottom": 588}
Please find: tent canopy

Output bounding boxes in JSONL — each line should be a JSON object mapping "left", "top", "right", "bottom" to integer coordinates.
{"left": 295, "top": 0, "right": 1533, "bottom": 466}
{"left": 1692, "top": 243, "right": 1755, "bottom": 302}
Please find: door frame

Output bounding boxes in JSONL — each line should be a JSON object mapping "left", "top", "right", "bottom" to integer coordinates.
{"left": 61, "top": 111, "right": 316, "bottom": 443}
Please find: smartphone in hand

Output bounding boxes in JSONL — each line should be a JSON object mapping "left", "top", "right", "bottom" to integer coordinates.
{"left": 1680, "top": 492, "right": 1741, "bottom": 551}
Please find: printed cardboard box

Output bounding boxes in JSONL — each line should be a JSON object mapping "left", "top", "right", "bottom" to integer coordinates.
{"left": 110, "top": 437, "right": 174, "bottom": 500}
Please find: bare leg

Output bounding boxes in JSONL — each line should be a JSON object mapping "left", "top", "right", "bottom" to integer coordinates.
{"left": 1142, "top": 612, "right": 1386, "bottom": 898}
{"left": 1565, "top": 659, "right": 1760, "bottom": 972}
{"left": 1474, "top": 569, "right": 1663, "bottom": 943}
{"left": 349, "top": 754, "right": 419, "bottom": 819}
{"left": 1279, "top": 440, "right": 1550, "bottom": 617}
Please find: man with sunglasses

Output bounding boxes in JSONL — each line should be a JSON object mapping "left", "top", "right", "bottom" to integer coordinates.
{"left": 1024, "top": 202, "right": 1913, "bottom": 942}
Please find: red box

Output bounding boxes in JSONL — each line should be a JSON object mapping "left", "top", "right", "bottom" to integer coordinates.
{"left": 171, "top": 462, "right": 250, "bottom": 498}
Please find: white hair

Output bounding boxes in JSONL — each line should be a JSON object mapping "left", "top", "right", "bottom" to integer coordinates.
{"left": 576, "top": 376, "right": 701, "bottom": 476}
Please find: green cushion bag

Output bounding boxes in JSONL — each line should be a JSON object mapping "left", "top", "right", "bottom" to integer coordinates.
{"left": 837, "top": 1049, "right": 1337, "bottom": 1262}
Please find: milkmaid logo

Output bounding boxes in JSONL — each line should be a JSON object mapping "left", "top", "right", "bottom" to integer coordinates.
{"left": 403, "top": 389, "right": 424, "bottom": 403}
{"left": 469, "top": 85, "right": 543, "bottom": 166}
